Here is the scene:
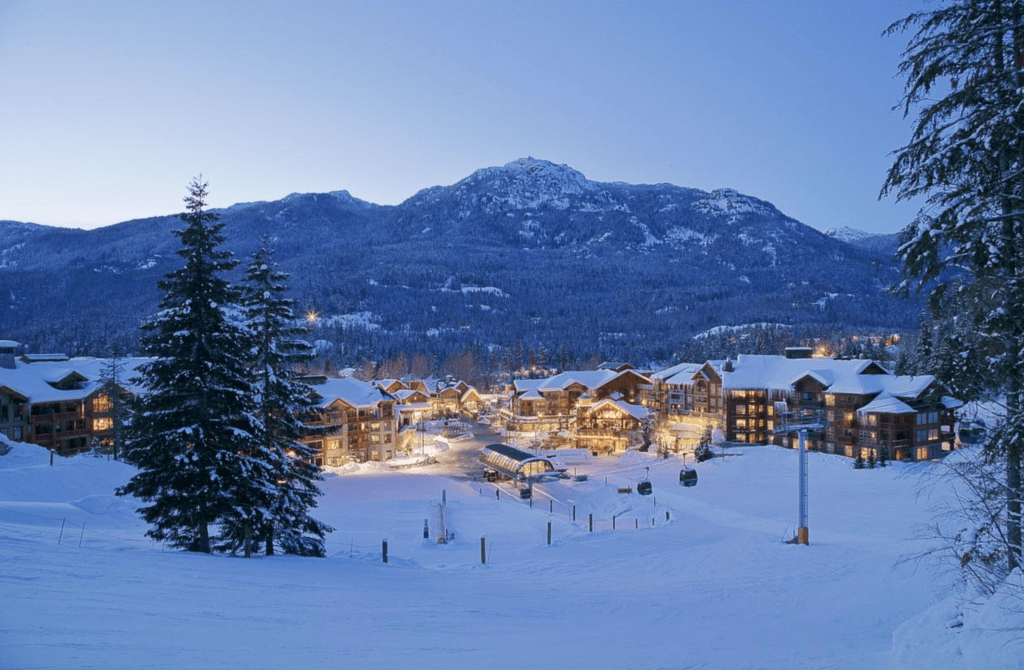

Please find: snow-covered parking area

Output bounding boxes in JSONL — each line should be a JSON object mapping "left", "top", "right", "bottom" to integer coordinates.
{"left": 1, "top": 439, "right": 1020, "bottom": 670}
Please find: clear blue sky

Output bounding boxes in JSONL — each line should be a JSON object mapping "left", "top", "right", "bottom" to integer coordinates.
{"left": 1, "top": 1, "right": 924, "bottom": 233}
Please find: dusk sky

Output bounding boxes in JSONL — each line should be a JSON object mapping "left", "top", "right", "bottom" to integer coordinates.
{"left": 2, "top": 1, "right": 924, "bottom": 234}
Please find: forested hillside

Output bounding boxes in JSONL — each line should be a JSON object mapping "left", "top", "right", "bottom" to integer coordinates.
{"left": 0, "top": 159, "right": 914, "bottom": 370}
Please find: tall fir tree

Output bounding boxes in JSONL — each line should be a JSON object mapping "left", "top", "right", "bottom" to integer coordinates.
{"left": 221, "top": 238, "right": 331, "bottom": 556}
{"left": 883, "top": 0, "right": 1024, "bottom": 574}
{"left": 118, "top": 178, "right": 260, "bottom": 554}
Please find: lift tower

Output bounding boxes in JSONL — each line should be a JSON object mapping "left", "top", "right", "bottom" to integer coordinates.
{"left": 771, "top": 402, "right": 825, "bottom": 545}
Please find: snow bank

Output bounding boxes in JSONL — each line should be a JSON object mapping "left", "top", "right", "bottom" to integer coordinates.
{"left": 892, "top": 572, "right": 1024, "bottom": 670}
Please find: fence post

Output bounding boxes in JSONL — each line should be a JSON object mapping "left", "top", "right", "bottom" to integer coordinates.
{"left": 423, "top": 519, "right": 429, "bottom": 539}
{"left": 50, "top": 450, "right": 54, "bottom": 466}
{"left": 635, "top": 518, "right": 638, "bottom": 529}
{"left": 589, "top": 513, "right": 593, "bottom": 532}
{"left": 480, "top": 537, "right": 487, "bottom": 565}
{"left": 547, "top": 522, "right": 551, "bottom": 546}
{"left": 58, "top": 518, "right": 65, "bottom": 545}
{"left": 549, "top": 500, "right": 553, "bottom": 513}
{"left": 652, "top": 517, "right": 655, "bottom": 527}
{"left": 666, "top": 510, "right": 670, "bottom": 522}
{"left": 382, "top": 539, "right": 388, "bottom": 564}
{"left": 613, "top": 515, "right": 616, "bottom": 530}
{"left": 496, "top": 489, "right": 500, "bottom": 500}
{"left": 572, "top": 505, "right": 576, "bottom": 521}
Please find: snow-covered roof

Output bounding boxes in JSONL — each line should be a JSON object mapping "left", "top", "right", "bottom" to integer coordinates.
{"left": 583, "top": 398, "right": 648, "bottom": 421}
{"left": 461, "top": 387, "right": 483, "bottom": 402}
{"left": 515, "top": 369, "right": 649, "bottom": 396}
{"left": 21, "top": 353, "right": 69, "bottom": 363}
{"left": 42, "top": 368, "right": 87, "bottom": 385}
{"left": 718, "top": 354, "right": 877, "bottom": 392}
{"left": 942, "top": 396, "right": 963, "bottom": 410}
{"left": 313, "top": 377, "right": 394, "bottom": 409}
{"left": 651, "top": 361, "right": 703, "bottom": 384}
{"left": 856, "top": 393, "right": 916, "bottom": 415}
{"left": 0, "top": 357, "right": 151, "bottom": 404}
{"left": 392, "top": 389, "right": 428, "bottom": 402}
{"left": 881, "top": 375, "right": 936, "bottom": 399}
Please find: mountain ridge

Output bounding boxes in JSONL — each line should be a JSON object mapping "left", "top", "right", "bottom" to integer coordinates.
{"left": 0, "top": 158, "right": 917, "bottom": 365}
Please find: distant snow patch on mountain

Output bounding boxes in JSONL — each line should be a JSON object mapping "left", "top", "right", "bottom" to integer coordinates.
{"left": 693, "top": 322, "right": 791, "bottom": 339}
{"left": 665, "top": 226, "right": 712, "bottom": 246}
{"left": 318, "top": 312, "right": 381, "bottom": 330}
{"left": 824, "top": 226, "right": 873, "bottom": 243}
{"left": 693, "top": 189, "right": 783, "bottom": 223}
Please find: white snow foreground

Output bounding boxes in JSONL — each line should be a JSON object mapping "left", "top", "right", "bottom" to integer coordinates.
{"left": 1, "top": 437, "right": 1020, "bottom": 670}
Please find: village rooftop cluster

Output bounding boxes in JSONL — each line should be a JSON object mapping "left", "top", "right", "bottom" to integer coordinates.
{"left": 0, "top": 340, "right": 961, "bottom": 466}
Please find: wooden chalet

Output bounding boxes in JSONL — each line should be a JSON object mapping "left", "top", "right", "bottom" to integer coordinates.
{"left": 575, "top": 396, "right": 648, "bottom": 454}
{"left": 0, "top": 355, "right": 145, "bottom": 454}
{"left": 302, "top": 378, "right": 399, "bottom": 465}
{"left": 644, "top": 352, "right": 960, "bottom": 461}
{"left": 505, "top": 369, "right": 651, "bottom": 441}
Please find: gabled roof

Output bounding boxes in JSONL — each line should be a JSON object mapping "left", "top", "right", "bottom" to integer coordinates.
{"left": 312, "top": 377, "right": 395, "bottom": 409}
{"left": 883, "top": 375, "right": 936, "bottom": 399}
{"left": 718, "top": 354, "right": 901, "bottom": 395}
{"left": 857, "top": 393, "right": 916, "bottom": 415}
{"left": 377, "top": 379, "right": 406, "bottom": 392}
{"left": 515, "top": 369, "right": 650, "bottom": 395}
{"left": 392, "top": 388, "right": 429, "bottom": 403}
{"left": 651, "top": 362, "right": 703, "bottom": 384}
{"left": 43, "top": 369, "right": 88, "bottom": 386}
{"left": 582, "top": 398, "right": 648, "bottom": 421}
{"left": 0, "top": 357, "right": 150, "bottom": 404}
{"left": 0, "top": 384, "right": 29, "bottom": 401}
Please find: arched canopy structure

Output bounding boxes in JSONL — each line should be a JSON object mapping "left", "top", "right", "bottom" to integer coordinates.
{"left": 480, "top": 443, "right": 555, "bottom": 479}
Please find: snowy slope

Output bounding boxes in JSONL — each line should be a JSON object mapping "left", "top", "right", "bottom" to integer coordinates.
{"left": 1, "top": 438, "right": 1020, "bottom": 670}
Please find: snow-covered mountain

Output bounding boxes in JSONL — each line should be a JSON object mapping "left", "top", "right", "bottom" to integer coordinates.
{"left": 0, "top": 158, "right": 917, "bottom": 361}
{"left": 825, "top": 226, "right": 901, "bottom": 256}
{"left": 824, "top": 226, "right": 874, "bottom": 243}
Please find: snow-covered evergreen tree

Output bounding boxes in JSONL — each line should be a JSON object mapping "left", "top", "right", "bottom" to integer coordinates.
{"left": 884, "top": 0, "right": 1024, "bottom": 574}
{"left": 222, "top": 239, "right": 331, "bottom": 557}
{"left": 118, "top": 178, "right": 260, "bottom": 554}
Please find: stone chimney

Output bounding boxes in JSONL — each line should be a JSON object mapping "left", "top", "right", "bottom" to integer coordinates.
{"left": 0, "top": 340, "right": 22, "bottom": 369}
